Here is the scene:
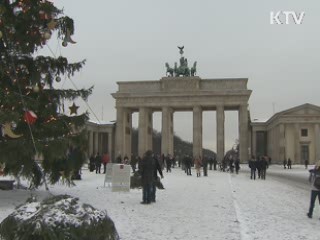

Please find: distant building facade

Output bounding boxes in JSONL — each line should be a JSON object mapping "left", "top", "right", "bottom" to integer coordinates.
{"left": 251, "top": 103, "right": 320, "bottom": 164}
{"left": 86, "top": 121, "right": 115, "bottom": 160}
{"left": 85, "top": 101, "right": 320, "bottom": 165}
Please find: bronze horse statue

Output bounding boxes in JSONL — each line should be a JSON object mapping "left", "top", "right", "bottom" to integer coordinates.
{"left": 165, "top": 63, "right": 174, "bottom": 77}
{"left": 191, "top": 61, "right": 197, "bottom": 76}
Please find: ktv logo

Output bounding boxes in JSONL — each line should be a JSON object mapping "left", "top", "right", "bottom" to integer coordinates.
{"left": 270, "top": 11, "right": 305, "bottom": 25}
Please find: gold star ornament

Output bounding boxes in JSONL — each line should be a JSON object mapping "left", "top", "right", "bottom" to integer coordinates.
{"left": 69, "top": 103, "right": 79, "bottom": 115}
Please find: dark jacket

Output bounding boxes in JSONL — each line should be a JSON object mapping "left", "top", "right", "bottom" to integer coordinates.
{"left": 140, "top": 152, "right": 155, "bottom": 186}
{"left": 154, "top": 157, "right": 163, "bottom": 180}
{"left": 260, "top": 159, "right": 268, "bottom": 170}
{"left": 249, "top": 159, "right": 256, "bottom": 170}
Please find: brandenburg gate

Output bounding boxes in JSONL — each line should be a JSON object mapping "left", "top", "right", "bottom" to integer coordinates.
{"left": 112, "top": 48, "right": 252, "bottom": 162}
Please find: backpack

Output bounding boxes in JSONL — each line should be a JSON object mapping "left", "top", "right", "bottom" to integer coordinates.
{"left": 313, "top": 172, "right": 320, "bottom": 190}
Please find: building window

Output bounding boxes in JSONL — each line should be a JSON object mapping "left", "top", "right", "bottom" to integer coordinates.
{"left": 301, "top": 129, "right": 308, "bottom": 137}
{"left": 301, "top": 145, "right": 309, "bottom": 162}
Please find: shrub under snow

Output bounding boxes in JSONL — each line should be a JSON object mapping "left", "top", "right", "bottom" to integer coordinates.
{"left": 0, "top": 194, "right": 119, "bottom": 240}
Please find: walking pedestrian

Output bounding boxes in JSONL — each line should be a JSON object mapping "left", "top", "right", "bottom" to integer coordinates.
{"left": 249, "top": 156, "right": 257, "bottom": 180}
{"left": 202, "top": 156, "right": 208, "bottom": 176}
{"left": 305, "top": 159, "right": 309, "bottom": 169}
{"left": 283, "top": 159, "right": 287, "bottom": 169}
{"left": 260, "top": 157, "right": 268, "bottom": 180}
{"left": 89, "top": 154, "right": 95, "bottom": 172}
{"left": 235, "top": 158, "right": 240, "bottom": 174}
{"left": 95, "top": 152, "right": 102, "bottom": 174}
{"left": 184, "top": 155, "right": 192, "bottom": 176}
{"left": 287, "top": 158, "right": 292, "bottom": 169}
{"left": 307, "top": 161, "right": 320, "bottom": 218}
{"left": 140, "top": 150, "right": 155, "bottom": 204}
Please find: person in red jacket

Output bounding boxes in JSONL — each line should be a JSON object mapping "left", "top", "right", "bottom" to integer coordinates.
{"left": 102, "top": 152, "right": 110, "bottom": 174}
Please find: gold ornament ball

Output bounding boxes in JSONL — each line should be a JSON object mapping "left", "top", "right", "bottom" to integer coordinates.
{"left": 43, "top": 31, "right": 51, "bottom": 40}
{"left": 33, "top": 84, "right": 40, "bottom": 93}
{"left": 62, "top": 41, "right": 68, "bottom": 47}
{"left": 56, "top": 76, "right": 61, "bottom": 82}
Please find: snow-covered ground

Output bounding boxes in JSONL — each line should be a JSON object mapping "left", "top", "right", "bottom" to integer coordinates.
{"left": 1, "top": 165, "right": 319, "bottom": 240}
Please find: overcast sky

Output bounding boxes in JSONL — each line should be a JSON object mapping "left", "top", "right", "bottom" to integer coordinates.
{"left": 46, "top": 0, "right": 320, "bottom": 152}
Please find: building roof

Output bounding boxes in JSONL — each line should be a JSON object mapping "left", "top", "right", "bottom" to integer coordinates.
{"left": 266, "top": 103, "right": 320, "bottom": 124}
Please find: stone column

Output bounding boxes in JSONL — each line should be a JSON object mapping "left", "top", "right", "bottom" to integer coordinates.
{"left": 94, "top": 131, "right": 99, "bottom": 154}
{"left": 315, "top": 124, "right": 320, "bottom": 161}
{"left": 99, "top": 133, "right": 103, "bottom": 155}
{"left": 239, "top": 104, "right": 249, "bottom": 162}
{"left": 138, "top": 107, "right": 152, "bottom": 157}
{"left": 124, "top": 110, "right": 132, "bottom": 159}
{"left": 147, "top": 111, "right": 153, "bottom": 152}
{"left": 294, "top": 123, "right": 300, "bottom": 163}
{"left": 216, "top": 105, "right": 225, "bottom": 163}
{"left": 252, "top": 129, "right": 256, "bottom": 158}
{"left": 108, "top": 131, "right": 113, "bottom": 162}
{"left": 88, "top": 130, "right": 93, "bottom": 156}
{"left": 161, "top": 107, "right": 169, "bottom": 156}
{"left": 161, "top": 107, "right": 173, "bottom": 156}
{"left": 193, "top": 106, "right": 203, "bottom": 158}
{"left": 115, "top": 107, "right": 124, "bottom": 158}
{"left": 168, "top": 109, "right": 174, "bottom": 156}
{"left": 279, "top": 124, "right": 286, "bottom": 161}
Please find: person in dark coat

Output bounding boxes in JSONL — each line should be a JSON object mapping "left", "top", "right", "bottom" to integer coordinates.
{"left": 287, "top": 158, "right": 292, "bottom": 169}
{"left": 283, "top": 159, "right": 287, "bottom": 169}
{"left": 140, "top": 150, "right": 155, "bottom": 204}
{"left": 95, "top": 153, "right": 102, "bottom": 174}
{"left": 89, "top": 154, "right": 95, "bottom": 172}
{"left": 131, "top": 154, "right": 138, "bottom": 173}
{"left": 249, "top": 156, "right": 257, "bottom": 180}
{"left": 202, "top": 156, "right": 208, "bottom": 176}
{"left": 235, "top": 158, "right": 240, "bottom": 174}
{"left": 305, "top": 159, "right": 309, "bottom": 169}
{"left": 307, "top": 162, "right": 320, "bottom": 218}
{"left": 151, "top": 155, "right": 164, "bottom": 202}
{"left": 184, "top": 155, "right": 192, "bottom": 176}
{"left": 256, "top": 157, "right": 262, "bottom": 179}
{"left": 260, "top": 157, "right": 268, "bottom": 180}
{"left": 165, "top": 154, "right": 172, "bottom": 172}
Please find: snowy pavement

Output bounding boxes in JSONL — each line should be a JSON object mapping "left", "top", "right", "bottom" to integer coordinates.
{"left": 1, "top": 165, "right": 320, "bottom": 240}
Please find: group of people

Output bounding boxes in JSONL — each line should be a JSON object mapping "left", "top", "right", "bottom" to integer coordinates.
{"left": 89, "top": 152, "right": 110, "bottom": 174}
{"left": 180, "top": 155, "right": 216, "bottom": 177}
{"left": 283, "top": 158, "right": 292, "bottom": 169}
{"left": 248, "top": 155, "right": 269, "bottom": 180}
{"left": 219, "top": 157, "right": 241, "bottom": 174}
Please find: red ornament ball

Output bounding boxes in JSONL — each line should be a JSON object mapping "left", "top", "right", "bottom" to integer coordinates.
{"left": 24, "top": 111, "right": 38, "bottom": 125}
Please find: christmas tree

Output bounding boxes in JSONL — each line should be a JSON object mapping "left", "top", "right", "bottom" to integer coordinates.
{"left": 0, "top": 0, "right": 92, "bottom": 188}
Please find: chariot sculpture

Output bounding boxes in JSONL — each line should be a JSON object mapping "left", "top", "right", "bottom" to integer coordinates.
{"left": 165, "top": 46, "right": 197, "bottom": 77}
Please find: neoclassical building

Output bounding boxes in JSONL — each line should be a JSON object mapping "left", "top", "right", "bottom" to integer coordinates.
{"left": 251, "top": 103, "right": 320, "bottom": 164}
{"left": 86, "top": 121, "right": 115, "bottom": 160}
